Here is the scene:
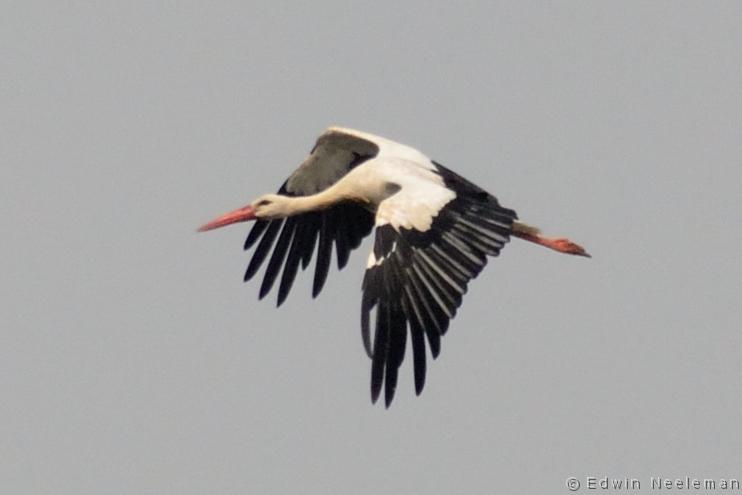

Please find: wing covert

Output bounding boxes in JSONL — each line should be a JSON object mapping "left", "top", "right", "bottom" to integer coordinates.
{"left": 285, "top": 129, "right": 379, "bottom": 194}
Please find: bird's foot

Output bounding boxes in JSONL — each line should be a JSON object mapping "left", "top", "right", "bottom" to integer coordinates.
{"left": 542, "top": 237, "right": 591, "bottom": 257}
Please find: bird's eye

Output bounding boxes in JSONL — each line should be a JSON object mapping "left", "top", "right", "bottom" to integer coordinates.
{"left": 256, "top": 199, "right": 270, "bottom": 207}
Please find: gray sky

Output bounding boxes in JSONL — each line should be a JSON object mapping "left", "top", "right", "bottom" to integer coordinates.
{"left": 3, "top": 2, "right": 742, "bottom": 494}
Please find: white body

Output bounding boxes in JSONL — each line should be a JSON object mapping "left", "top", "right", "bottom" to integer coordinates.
{"left": 309, "top": 127, "right": 457, "bottom": 231}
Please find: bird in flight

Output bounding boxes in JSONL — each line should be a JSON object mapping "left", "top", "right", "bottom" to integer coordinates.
{"left": 198, "top": 127, "right": 589, "bottom": 407}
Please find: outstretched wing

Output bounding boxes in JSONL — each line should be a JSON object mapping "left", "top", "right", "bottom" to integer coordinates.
{"left": 361, "top": 162, "right": 517, "bottom": 407}
{"left": 243, "top": 129, "right": 379, "bottom": 305}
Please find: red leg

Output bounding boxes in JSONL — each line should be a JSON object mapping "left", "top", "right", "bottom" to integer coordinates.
{"left": 511, "top": 229, "right": 591, "bottom": 258}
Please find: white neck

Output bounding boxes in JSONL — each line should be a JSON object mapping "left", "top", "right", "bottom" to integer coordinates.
{"left": 278, "top": 188, "right": 348, "bottom": 217}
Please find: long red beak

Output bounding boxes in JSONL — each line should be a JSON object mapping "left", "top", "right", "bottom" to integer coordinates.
{"left": 197, "top": 204, "right": 257, "bottom": 232}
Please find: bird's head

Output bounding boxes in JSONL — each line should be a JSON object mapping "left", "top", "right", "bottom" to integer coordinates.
{"left": 249, "top": 194, "right": 295, "bottom": 219}
{"left": 197, "top": 194, "right": 293, "bottom": 232}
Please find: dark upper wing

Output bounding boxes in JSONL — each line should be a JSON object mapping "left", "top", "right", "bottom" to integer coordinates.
{"left": 361, "top": 162, "right": 518, "bottom": 407}
{"left": 242, "top": 129, "right": 379, "bottom": 305}
{"left": 285, "top": 129, "right": 379, "bottom": 194}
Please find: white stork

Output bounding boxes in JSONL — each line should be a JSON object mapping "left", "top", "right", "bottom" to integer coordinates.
{"left": 198, "top": 127, "right": 589, "bottom": 407}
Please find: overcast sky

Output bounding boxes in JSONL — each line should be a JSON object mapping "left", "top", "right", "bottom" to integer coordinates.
{"left": 3, "top": 2, "right": 742, "bottom": 494}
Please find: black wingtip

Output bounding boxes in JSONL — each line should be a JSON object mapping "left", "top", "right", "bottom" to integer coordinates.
{"left": 384, "top": 362, "right": 399, "bottom": 408}
{"left": 370, "top": 388, "right": 380, "bottom": 405}
{"left": 361, "top": 300, "right": 374, "bottom": 358}
{"left": 429, "top": 339, "right": 441, "bottom": 359}
{"left": 370, "top": 358, "right": 384, "bottom": 405}
{"left": 311, "top": 283, "right": 322, "bottom": 299}
{"left": 276, "top": 290, "right": 287, "bottom": 307}
{"left": 258, "top": 287, "right": 269, "bottom": 300}
{"left": 243, "top": 261, "right": 260, "bottom": 282}
{"left": 414, "top": 373, "right": 425, "bottom": 396}
{"left": 311, "top": 255, "right": 330, "bottom": 298}
{"left": 276, "top": 266, "right": 296, "bottom": 307}
{"left": 243, "top": 220, "right": 269, "bottom": 250}
{"left": 384, "top": 389, "right": 395, "bottom": 408}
